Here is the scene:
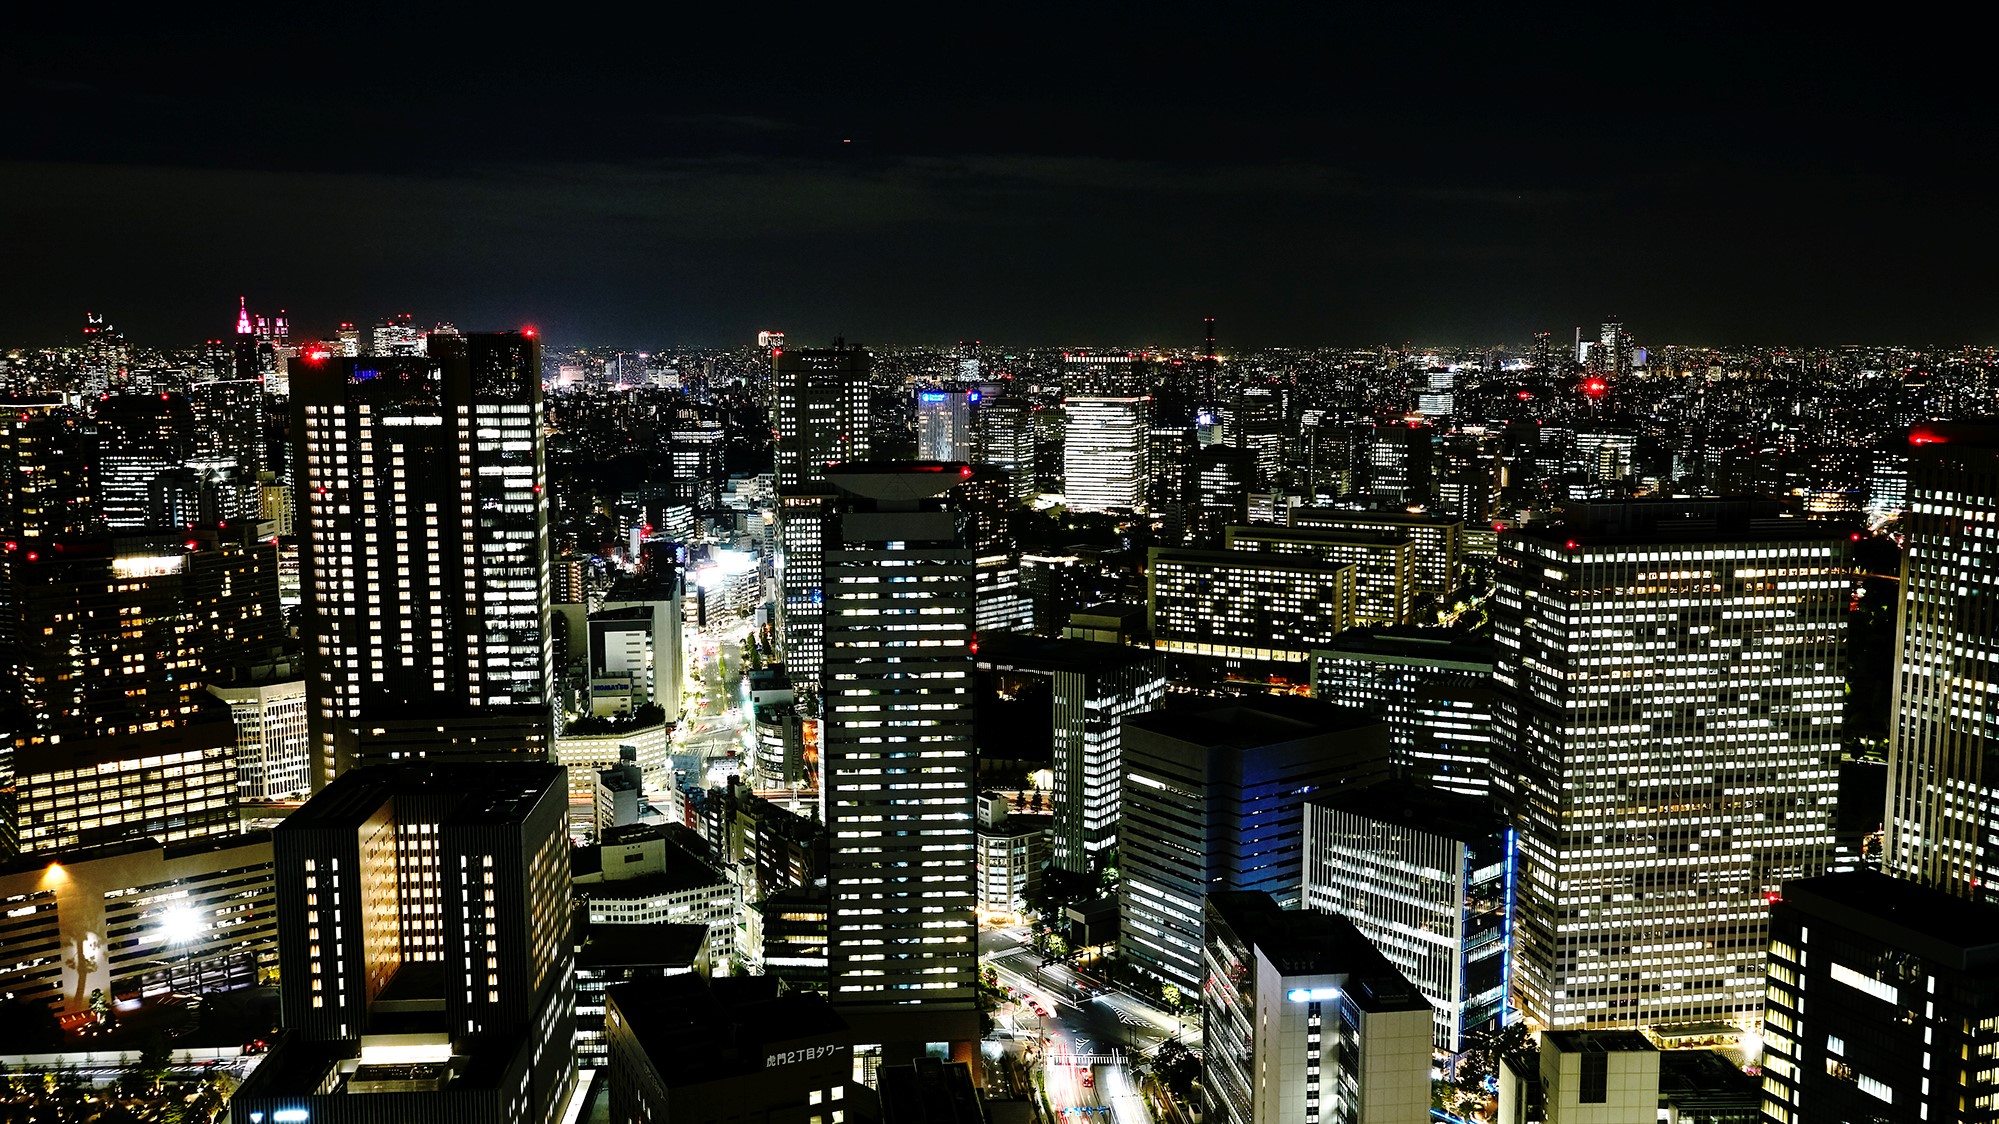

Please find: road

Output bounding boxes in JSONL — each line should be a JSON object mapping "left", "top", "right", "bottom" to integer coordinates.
{"left": 670, "top": 619, "right": 758, "bottom": 791}
{"left": 981, "top": 926, "right": 1196, "bottom": 1123}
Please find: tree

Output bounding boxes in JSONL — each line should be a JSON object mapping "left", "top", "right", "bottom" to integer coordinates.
{"left": 1152, "top": 1038, "right": 1199, "bottom": 1100}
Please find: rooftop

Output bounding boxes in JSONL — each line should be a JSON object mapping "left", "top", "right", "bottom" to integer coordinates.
{"left": 1313, "top": 625, "right": 1493, "bottom": 668}
{"left": 1127, "top": 694, "right": 1379, "bottom": 749}
{"left": 971, "top": 630, "right": 1159, "bottom": 672}
{"left": 279, "top": 762, "right": 564, "bottom": 832}
{"left": 1311, "top": 779, "right": 1505, "bottom": 843}
{"left": 1545, "top": 1030, "right": 1657, "bottom": 1054}
{"left": 606, "top": 975, "right": 852, "bottom": 1088}
{"left": 1205, "top": 891, "right": 1428, "bottom": 1013}
{"left": 1781, "top": 871, "right": 1999, "bottom": 970}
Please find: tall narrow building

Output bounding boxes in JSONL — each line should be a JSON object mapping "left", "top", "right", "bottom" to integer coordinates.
{"left": 291, "top": 332, "right": 553, "bottom": 789}
{"left": 1493, "top": 500, "right": 1848, "bottom": 1031}
{"left": 1885, "top": 421, "right": 1999, "bottom": 893}
{"left": 820, "top": 464, "right": 980, "bottom": 1067}
{"left": 773, "top": 346, "right": 872, "bottom": 692}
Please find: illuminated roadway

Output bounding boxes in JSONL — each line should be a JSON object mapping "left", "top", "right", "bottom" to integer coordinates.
{"left": 982, "top": 925, "right": 1195, "bottom": 1123}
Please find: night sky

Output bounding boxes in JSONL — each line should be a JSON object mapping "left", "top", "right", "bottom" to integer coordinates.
{"left": 5, "top": 9, "right": 1994, "bottom": 349}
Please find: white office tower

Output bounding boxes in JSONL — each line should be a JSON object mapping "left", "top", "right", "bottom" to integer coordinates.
{"left": 291, "top": 332, "right": 554, "bottom": 788}
{"left": 208, "top": 679, "right": 312, "bottom": 800}
{"left": 1493, "top": 500, "right": 1847, "bottom": 1031}
{"left": 1203, "top": 892, "right": 1434, "bottom": 1124}
{"left": 1885, "top": 422, "right": 1999, "bottom": 893}
{"left": 916, "top": 389, "right": 975, "bottom": 461}
{"left": 1062, "top": 396, "right": 1150, "bottom": 512}
{"left": 821, "top": 464, "right": 980, "bottom": 1064}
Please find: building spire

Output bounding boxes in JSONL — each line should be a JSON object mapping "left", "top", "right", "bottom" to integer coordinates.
{"left": 236, "top": 296, "right": 254, "bottom": 336}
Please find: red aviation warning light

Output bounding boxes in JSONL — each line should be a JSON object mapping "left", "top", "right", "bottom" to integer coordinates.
{"left": 1581, "top": 377, "right": 1609, "bottom": 399}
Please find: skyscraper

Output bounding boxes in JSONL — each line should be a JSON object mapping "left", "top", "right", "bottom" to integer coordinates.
{"left": 1119, "top": 697, "right": 1390, "bottom": 990}
{"left": 230, "top": 762, "right": 576, "bottom": 1124}
{"left": 1062, "top": 396, "right": 1151, "bottom": 513}
{"left": 915, "top": 388, "right": 975, "bottom": 462}
{"left": 1493, "top": 500, "right": 1848, "bottom": 1031}
{"left": 773, "top": 346, "right": 872, "bottom": 693}
{"left": 291, "top": 332, "right": 553, "bottom": 789}
{"left": 1202, "top": 891, "right": 1433, "bottom": 1124}
{"left": 973, "top": 396, "right": 1037, "bottom": 504}
{"left": 94, "top": 391, "right": 192, "bottom": 529}
{"left": 0, "top": 398, "right": 94, "bottom": 541}
{"left": 772, "top": 345, "right": 871, "bottom": 491}
{"left": 1884, "top": 421, "right": 1999, "bottom": 893}
{"left": 819, "top": 464, "right": 980, "bottom": 1062}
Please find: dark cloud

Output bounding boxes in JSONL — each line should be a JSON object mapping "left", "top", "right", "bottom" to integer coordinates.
{"left": 4, "top": 8, "right": 1996, "bottom": 348}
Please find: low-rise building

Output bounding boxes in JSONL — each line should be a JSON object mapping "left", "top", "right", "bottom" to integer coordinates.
{"left": 605, "top": 975, "right": 876, "bottom": 1124}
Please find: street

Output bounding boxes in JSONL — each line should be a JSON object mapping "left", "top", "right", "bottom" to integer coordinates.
{"left": 981, "top": 926, "right": 1198, "bottom": 1123}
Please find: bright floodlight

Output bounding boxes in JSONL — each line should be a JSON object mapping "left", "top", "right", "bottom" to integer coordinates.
{"left": 159, "top": 905, "right": 203, "bottom": 945}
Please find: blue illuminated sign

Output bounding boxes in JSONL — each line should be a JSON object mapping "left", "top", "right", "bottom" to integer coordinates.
{"left": 1286, "top": 987, "right": 1340, "bottom": 1002}
{"left": 919, "top": 392, "right": 947, "bottom": 403}
{"left": 967, "top": 390, "right": 982, "bottom": 403}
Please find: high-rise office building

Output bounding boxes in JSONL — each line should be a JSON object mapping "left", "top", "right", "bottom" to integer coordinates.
{"left": 1062, "top": 396, "right": 1150, "bottom": 512}
{"left": 1120, "top": 698, "right": 1390, "bottom": 990}
{"left": 971, "top": 633, "right": 1167, "bottom": 874}
{"left": 1147, "top": 546, "right": 1357, "bottom": 665}
{"left": 1302, "top": 781, "right": 1513, "bottom": 1053}
{"left": 1884, "top": 422, "right": 1999, "bottom": 894}
{"left": 0, "top": 398, "right": 94, "bottom": 541}
{"left": 1759, "top": 870, "right": 1999, "bottom": 1124}
{"left": 772, "top": 346, "right": 871, "bottom": 491}
{"left": 292, "top": 332, "right": 553, "bottom": 788}
{"left": 1061, "top": 352, "right": 1149, "bottom": 396}
{"left": 1310, "top": 627, "right": 1496, "bottom": 797}
{"left": 1291, "top": 508, "right": 1462, "bottom": 601}
{"left": 776, "top": 486, "right": 836, "bottom": 688}
{"left": 1229, "top": 386, "right": 1285, "bottom": 487}
{"left": 1225, "top": 525, "right": 1418, "bottom": 626}
{"left": 1493, "top": 501, "right": 1848, "bottom": 1031}
{"left": 2, "top": 532, "right": 240, "bottom": 857}
{"left": 94, "top": 391, "right": 193, "bottom": 529}
{"left": 230, "top": 762, "right": 576, "bottom": 1124}
{"left": 1364, "top": 422, "right": 1434, "bottom": 507}
{"left": 209, "top": 679, "right": 312, "bottom": 801}
{"left": 774, "top": 346, "right": 872, "bottom": 694}
{"left": 820, "top": 464, "right": 980, "bottom": 1061}
{"left": 1202, "top": 891, "right": 1433, "bottom": 1124}
{"left": 916, "top": 388, "right": 975, "bottom": 462}
{"left": 974, "top": 396, "right": 1037, "bottom": 504}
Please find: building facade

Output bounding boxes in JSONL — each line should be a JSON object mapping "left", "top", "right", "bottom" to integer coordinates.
{"left": 1884, "top": 422, "right": 1999, "bottom": 895}
{"left": 1493, "top": 501, "right": 1848, "bottom": 1031}
{"left": 1311, "top": 628, "right": 1496, "bottom": 797}
{"left": 971, "top": 633, "right": 1167, "bottom": 874}
{"left": 1760, "top": 871, "right": 1999, "bottom": 1124}
{"left": 292, "top": 333, "right": 553, "bottom": 787}
{"left": 1063, "top": 396, "right": 1150, "bottom": 512}
{"left": 1120, "top": 699, "right": 1390, "bottom": 990}
{"left": 820, "top": 465, "right": 980, "bottom": 1057}
{"left": 1202, "top": 892, "right": 1433, "bottom": 1124}
{"left": 1302, "top": 782, "right": 1512, "bottom": 1052}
